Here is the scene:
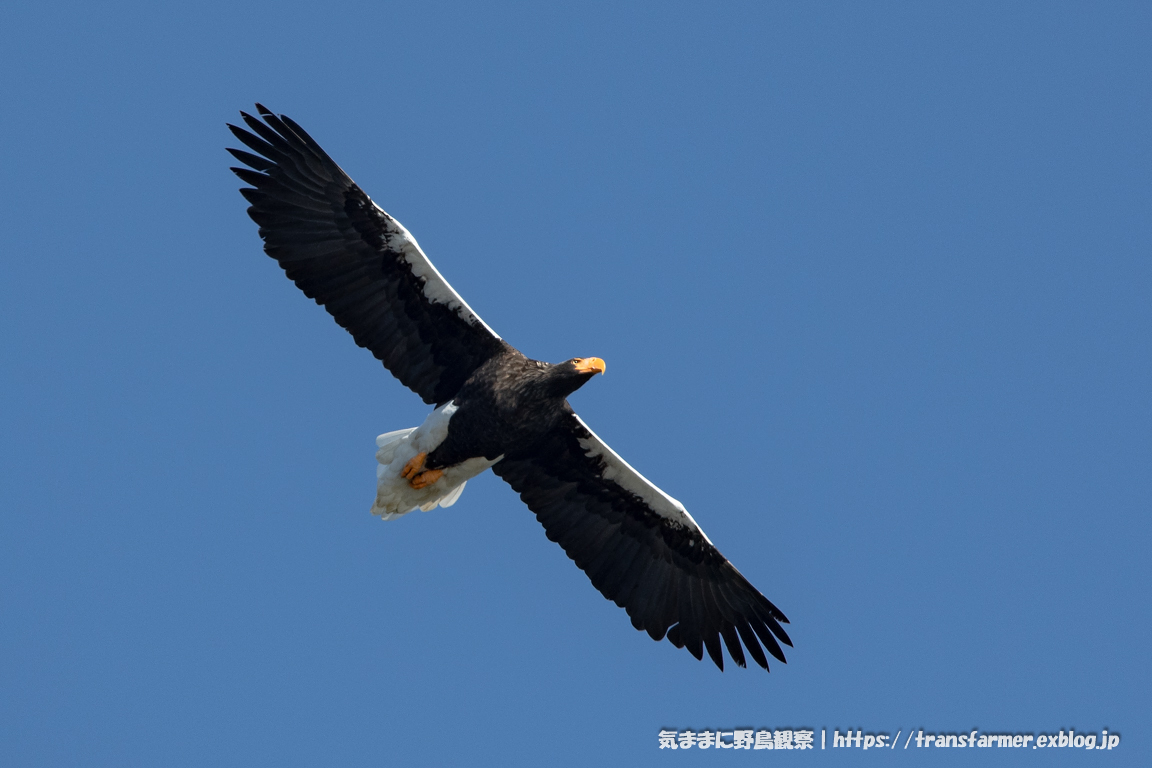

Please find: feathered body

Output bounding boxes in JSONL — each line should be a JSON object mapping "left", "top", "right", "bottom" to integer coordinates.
{"left": 371, "top": 355, "right": 600, "bottom": 518}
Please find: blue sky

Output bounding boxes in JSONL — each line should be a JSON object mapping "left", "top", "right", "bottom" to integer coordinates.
{"left": 2, "top": 2, "right": 1149, "bottom": 765}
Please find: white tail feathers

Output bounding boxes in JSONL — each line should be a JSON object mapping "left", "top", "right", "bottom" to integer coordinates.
{"left": 375, "top": 428, "right": 417, "bottom": 464}
{"left": 370, "top": 405, "right": 500, "bottom": 520}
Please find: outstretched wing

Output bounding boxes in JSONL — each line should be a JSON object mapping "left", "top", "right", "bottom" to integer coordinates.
{"left": 228, "top": 105, "right": 508, "bottom": 405}
{"left": 492, "top": 411, "right": 791, "bottom": 671}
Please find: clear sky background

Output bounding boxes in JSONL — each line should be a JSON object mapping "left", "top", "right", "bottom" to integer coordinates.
{"left": 2, "top": 2, "right": 1149, "bottom": 766}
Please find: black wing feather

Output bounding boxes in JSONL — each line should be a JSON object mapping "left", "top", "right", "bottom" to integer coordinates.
{"left": 493, "top": 410, "right": 791, "bottom": 671}
{"left": 229, "top": 106, "right": 507, "bottom": 405}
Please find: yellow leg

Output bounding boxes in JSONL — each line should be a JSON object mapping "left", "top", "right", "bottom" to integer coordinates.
{"left": 401, "top": 452, "right": 427, "bottom": 480}
{"left": 409, "top": 469, "right": 444, "bottom": 489}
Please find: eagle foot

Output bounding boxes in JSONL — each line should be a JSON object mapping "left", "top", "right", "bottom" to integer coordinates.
{"left": 409, "top": 469, "right": 443, "bottom": 489}
{"left": 401, "top": 452, "right": 427, "bottom": 480}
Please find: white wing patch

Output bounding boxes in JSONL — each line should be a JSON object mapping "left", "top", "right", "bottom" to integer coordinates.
{"left": 572, "top": 414, "right": 710, "bottom": 542}
{"left": 375, "top": 204, "right": 502, "bottom": 340}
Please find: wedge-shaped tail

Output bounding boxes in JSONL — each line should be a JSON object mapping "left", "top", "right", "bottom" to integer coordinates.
{"left": 370, "top": 407, "right": 499, "bottom": 520}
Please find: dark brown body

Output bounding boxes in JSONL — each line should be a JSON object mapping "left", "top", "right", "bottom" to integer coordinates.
{"left": 426, "top": 351, "right": 598, "bottom": 469}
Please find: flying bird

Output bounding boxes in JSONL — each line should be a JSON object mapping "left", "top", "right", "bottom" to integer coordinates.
{"left": 228, "top": 105, "right": 791, "bottom": 671}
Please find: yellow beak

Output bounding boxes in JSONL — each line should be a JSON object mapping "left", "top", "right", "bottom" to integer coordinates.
{"left": 573, "top": 357, "right": 607, "bottom": 375}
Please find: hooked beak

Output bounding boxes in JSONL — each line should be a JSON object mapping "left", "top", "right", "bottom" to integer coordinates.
{"left": 573, "top": 357, "right": 606, "bottom": 375}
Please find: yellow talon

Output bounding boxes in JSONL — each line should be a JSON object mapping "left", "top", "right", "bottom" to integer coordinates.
{"left": 401, "top": 452, "right": 427, "bottom": 480}
{"left": 410, "top": 469, "right": 443, "bottom": 489}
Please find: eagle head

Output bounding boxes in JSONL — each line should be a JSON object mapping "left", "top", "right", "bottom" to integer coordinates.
{"left": 541, "top": 357, "right": 606, "bottom": 398}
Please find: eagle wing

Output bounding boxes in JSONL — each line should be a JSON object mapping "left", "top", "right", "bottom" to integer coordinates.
{"left": 228, "top": 105, "right": 507, "bottom": 405}
{"left": 492, "top": 411, "right": 791, "bottom": 671}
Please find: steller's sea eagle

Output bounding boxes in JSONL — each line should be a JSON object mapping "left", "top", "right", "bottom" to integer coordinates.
{"left": 228, "top": 105, "right": 791, "bottom": 671}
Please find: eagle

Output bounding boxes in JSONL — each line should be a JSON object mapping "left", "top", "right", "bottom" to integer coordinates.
{"left": 228, "top": 105, "right": 791, "bottom": 671}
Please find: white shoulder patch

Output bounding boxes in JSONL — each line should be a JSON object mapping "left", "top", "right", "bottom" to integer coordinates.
{"left": 374, "top": 204, "right": 502, "bottom": 340}
{"left": 572, "top": 415, "right": 709, "bottom": 541}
